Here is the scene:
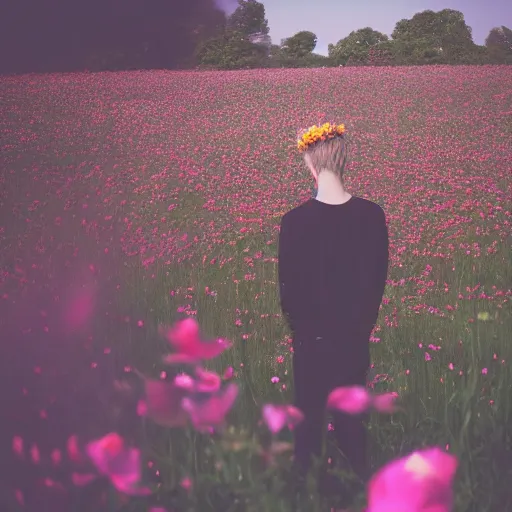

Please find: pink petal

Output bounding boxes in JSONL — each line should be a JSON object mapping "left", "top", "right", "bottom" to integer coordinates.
{"left": 67, "top": 435, "right": 82, "bottom": 462}
{"left": 262, "top": 405, "right": 287, "bottom": 434}
{"left": 14, "top": 490, "right": 24, "bottom": 506}
{"left": 223, "top": 366, "right": 235, "bottom": 380}
{"left": 174, "top": 374, "right": 195, "bottom": 390}
{"left": 110, "top": 475, "right": 152, "bottom": 496}
{"left": 86, "top": 433, "right": 124, "bottom": 476}
{"left": 144, "top": 379, "right": 189, "bottom": 427}
{"left": 136, "top": 399, "right": 148, "bottom": 417}
{"left": 30, "top": 444, "right": 41, "bottom": 464}
{"left": 163, "top": 353, "right": 200, "bottom": 364}
{"left": 195, "top": 367, "right": 221, "bottom": 393}
{"left": 12, "top": 436, "right": 23, "bottom": 457}
{"left": 182, "top": 383, "right": 238, "bottom": 431}
{"left": 367, "top": 447, "right": 458, "bottom": 512}
{"left": 163, "top": 318, "right": 201, "bottom": 350}
{"left": 63, "top": 286, "right": 96, "bottom": 332}
{"left": 161, "top": 319, "right": 232, "bottom": 363}
{"left": 327, "top": 386, "right": 372, "bottom": 415}
{"left": 262, "top": 404, "right": 304, "bottom": 434}
{"left": 373, "top": 392, "right": 399, "bottom": 413}
{"left": 72, "top": 473, "right": 97, "bottom": 486}
{"left": 86, "top": 434, "right": 151, "bottom": 496}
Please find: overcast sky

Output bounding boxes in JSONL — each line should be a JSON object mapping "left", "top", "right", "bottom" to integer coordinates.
{"left": 259, "top": 0, "right": 511, "bottom": 55}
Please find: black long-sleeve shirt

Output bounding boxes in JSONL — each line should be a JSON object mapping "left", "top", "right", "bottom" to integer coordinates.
{"left": 278, "top": 196, "right": 389, "bottom": 346}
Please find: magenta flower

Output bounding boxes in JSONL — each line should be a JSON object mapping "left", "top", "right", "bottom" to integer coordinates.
{"left": 367, "top": 447, "right": 458, "bottom": 512}
{"left": 161, "top": 318, "right": 232, "bottom": 364}
{"left": 373, "top": 392, "right": 400, "bottom": 413}
{"left": 142, "top": 378, "right": 190, "bottom": 428}
{"left": 86, "top": 433, "right": 152, "bottom": 495}
{"left": 327, "top": 386, "right": 399, "bottom": 415}
{"left": 194, "top": 367, "right": 222, "bottom": 393}
{"left": 62, "top": 285, "right": 96, "bottom": 332}
{"left": 327, "top": 386, "right": 372, "bottom": 414}
{"left": 181, "top": 383, "right": 238, "bottom": 432}
{"left": 262, "top": 404, "right": 304, "bottom": 434}
{"left": 140, "top": 367, "right": 226, "bottom": 428}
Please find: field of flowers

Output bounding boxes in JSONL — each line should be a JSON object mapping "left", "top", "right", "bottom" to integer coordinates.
{"left": 0, "top": 65, "right": 511, "bottom": 512}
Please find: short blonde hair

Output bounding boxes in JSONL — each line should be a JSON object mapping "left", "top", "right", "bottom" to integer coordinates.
{"left": 305, "top": 136, "right": 349, "bottom": 182}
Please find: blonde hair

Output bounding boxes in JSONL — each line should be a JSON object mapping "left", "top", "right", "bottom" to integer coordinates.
{"left": 305, "top": 136, "right": 349, "bottom": 183}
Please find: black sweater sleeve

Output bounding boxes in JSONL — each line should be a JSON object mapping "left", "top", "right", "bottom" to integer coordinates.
{"left": 278, "top": 214, "right": 295, "bottom": 331}
{"left": 351, "top": 206, "right": 389, "bottom": 333}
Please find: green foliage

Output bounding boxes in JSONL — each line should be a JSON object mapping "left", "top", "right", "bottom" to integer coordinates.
{"left": 485, "top": 26, "right": 512, "bottom": 64}
{"left": 196, "top": 30, "right": 267, "bottom": 70}
{"left": 390, "top": 9, "right": 483, "bottom": 66}
{"left": 281, "top": 31, "right": 318, "bottom": 60}
{"left": 227, "top": 0, "right": 269, "bottom": 37}
{"left": 328, "top": 28, "right": 389, "bottom": 66}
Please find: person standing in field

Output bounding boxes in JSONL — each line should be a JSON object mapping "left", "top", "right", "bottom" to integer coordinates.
{"left": 278, "top": 123, "right": 389, "bottom": 492}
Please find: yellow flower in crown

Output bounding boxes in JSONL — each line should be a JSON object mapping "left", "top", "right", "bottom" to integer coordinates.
{"left": 297, "top": 122, "right": 346, "bottom": 152}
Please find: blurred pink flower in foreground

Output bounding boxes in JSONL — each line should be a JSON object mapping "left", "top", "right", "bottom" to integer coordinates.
{"left": 63, "top": 285, "right": 96, "bottom": 332}
{"left": 161, "top": 318, "right": 232, "bottom": 364}
{"left": 85, "top": 433, "right": 151, "bottom": 495}
{"left": 262, "top": 404, "right": 304, "bottom": 434}
{"left": 140, "top": 366, "right": 226, "bottom": 428}
{"left": 367, "top": 447, "right": 458, "bottom": 512}
{"left": 141, "top": 378, "right": 190, "bottom": 427}
{"left": 327, "top": 386, "right": 372, "bottom": 414}
{"left": 327, "top": 386, "right": 399, "bottom": 415}
{"left": 182, "top": 383, "right": 238, "bottom": 432}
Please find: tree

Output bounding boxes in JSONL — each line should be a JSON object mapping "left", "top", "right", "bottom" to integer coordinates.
{"left": 227, "top": 0, "right": 269, "bottom": 38}
{"left": 196, "top": 29, "right": 267, "bottom": 69}
{"left": 329, "top": 28, "right": 389, "bottom": 66}
{"left": 485, "top": 26, "right": 512, "bottom": 64}
{"left": 281, "top": 31, "right": 318, "bottom": 59}
{"left": 391, "top": 9, "right": 477, "bottom": 65}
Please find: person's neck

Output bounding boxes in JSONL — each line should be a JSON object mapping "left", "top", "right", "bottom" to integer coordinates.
{"left": 315, "top": 170, "right": 352, "bottom": 205}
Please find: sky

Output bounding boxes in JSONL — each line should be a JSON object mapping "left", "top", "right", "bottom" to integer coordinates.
{"left": 260, "top": 0, "right": 512, "bottom": 55}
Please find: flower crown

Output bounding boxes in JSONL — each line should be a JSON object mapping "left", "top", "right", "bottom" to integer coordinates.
{"left": 297, "top": 122, "right": 346, "bottom": 152}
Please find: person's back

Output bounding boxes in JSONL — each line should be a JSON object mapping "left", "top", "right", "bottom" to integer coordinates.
{"left": 279, "top": 123, "right": 389, "bottom": 505}
{"left": 279, "top": 195, "right": 387, "bottom": 359}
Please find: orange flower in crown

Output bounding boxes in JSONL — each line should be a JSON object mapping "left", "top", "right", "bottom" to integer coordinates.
{"left": 297, "top": 122, "right": 346, "bottom": 152}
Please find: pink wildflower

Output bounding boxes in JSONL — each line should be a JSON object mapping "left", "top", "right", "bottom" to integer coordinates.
{"left": 262, "top": 404, "right": 304, "bottom": 434}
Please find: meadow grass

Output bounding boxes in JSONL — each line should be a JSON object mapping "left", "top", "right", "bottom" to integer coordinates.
{"left": 109, "top": 219, "right": 511, "bottom": 512}
{"left": 1, "top": 66, "right": 511, "bottom": 511}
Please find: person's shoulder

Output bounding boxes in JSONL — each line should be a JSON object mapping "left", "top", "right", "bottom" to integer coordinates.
{"left": 355, "top": 197, "right": 385, "bottom": 217}
{"left": 281, "top": 200, "right": 314, "bottom": 224}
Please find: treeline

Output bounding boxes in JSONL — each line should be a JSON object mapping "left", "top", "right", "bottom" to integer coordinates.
{"left": 198, "top": 2, "right": 512, "bottom": 69}
{"left": 0, "top": 0, "right": 510, "bottom": 74}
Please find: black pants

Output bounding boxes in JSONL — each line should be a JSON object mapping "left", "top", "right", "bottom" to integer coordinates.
{"left": 292, "top": 336, "right": 369, "bottom": 482}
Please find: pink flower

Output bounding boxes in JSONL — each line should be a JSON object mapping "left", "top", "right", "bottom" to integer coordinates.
{"left": 161, "top": 318, "right": 232, "bottom": 364}
{"left": 67, "top": 435, "right": 82, "bottom": 462}
{"left": 327, "top": 386, "right": 372, "bottom": 415}
{"left": 142, "top": 378, "right": 190, "bottom": 428}
{"left": 373, "top": 392, "right": 399, "bottom": 413}
{"left": 223, "top": 366, "right": 235, "bottom": 380}
{"left": 86, "top": 433, "right": 151, "bottom": 496}
{"left": 180, "top": 476, "right": 193, "bottom": 491}
{"left": 181, "top": 383, "right": 238, "bottom": 432}
{"left": 262, "top": 404, "right": 304, "bottom": 434}
{"left": 71, "top": 473, "right": 97, "bottom": 486}
{"left": 327, "top": 386, "right": 400, "bottom": 415}
{"left": 63, "top": 286, "right": 96, "bottom": 332}
{"left": 367, "top": 447, "right": 458, "bottom": 512}
{"left": 270, "top": 376, "right": 280, "bottom": 383}
{"left": 194, "top": 367, "right": 222, "bottom": 393}
{"left": 12, "top": 436, "right": 23, "bottom": 458}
